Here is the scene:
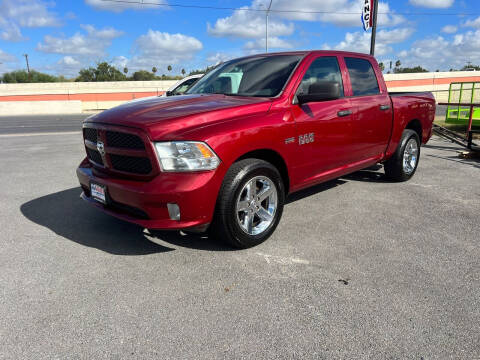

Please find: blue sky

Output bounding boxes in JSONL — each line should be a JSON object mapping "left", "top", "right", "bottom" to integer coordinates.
{"left": 0, "top": 0, "right": 479, "bottom": 77}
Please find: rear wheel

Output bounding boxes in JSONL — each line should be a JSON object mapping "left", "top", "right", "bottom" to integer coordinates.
{"left": 211, "top": 159, "right": 285, "bottom": 248}
{"left": 384, "top": 129, "right": 420, "bottom": 181}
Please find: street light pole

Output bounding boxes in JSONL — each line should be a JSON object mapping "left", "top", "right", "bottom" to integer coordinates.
{"left": 265, "top": 0, "right": 273, "bottom": 53}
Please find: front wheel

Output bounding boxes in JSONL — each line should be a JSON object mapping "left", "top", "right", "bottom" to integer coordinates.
{"left": 211, "top": 159, "right": 285, "bottom": 249}
{"left": 384, "top": 129, "right": 420, "bottom": 181}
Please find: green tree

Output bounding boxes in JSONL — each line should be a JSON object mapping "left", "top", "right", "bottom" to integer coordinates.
{"left": 461, "top": 64, "right": 480, "bottom": 71}
{"left": 76, "top": 62, "right": 126, "bottom": 82}
{"left": 1, "top": 70, "right": 61, "bottom": 83}
{"left": 152, "top": 66, "right": 157, "bottom": 75}
{"left": 123, "top": 67, "right": 128, "bottom": 75}
{"left": 167, "top": 65, "right": 172, "bottom": 73}
{"left": 181, "top": 68, "right": 186, "bottom": 76}
{"left": 188, "top": 65, "right": 216, "bottom": 76}
{"left": 132, "top": 70, "right": 156, "bottom": 81}
{"left": 378, "top": 62, "right": 385, "bottom": 72}
{"left": 395, "top": 60, "right": 401, "bottom": 68}
{"left": 393, "top": 66, "right": 428, "bottom": 74}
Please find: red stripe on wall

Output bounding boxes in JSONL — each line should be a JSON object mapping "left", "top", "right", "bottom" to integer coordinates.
{"left": 385, "top": 76, "right": 480, "bottom": 88}
{"left": 0, "top": 91, "right": 164, "bottom": 102}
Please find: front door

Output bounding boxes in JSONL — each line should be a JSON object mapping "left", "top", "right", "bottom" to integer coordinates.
{"left": 290, "top": 55, "right": 355, "bottom": 185}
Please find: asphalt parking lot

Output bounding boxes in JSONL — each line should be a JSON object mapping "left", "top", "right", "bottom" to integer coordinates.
{"left": 0, "top": 120, "right": 479, "bottom": 359}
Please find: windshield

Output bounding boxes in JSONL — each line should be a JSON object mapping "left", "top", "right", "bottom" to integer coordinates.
{"left": 171, "top": 77, "right": 200, "bottom": 95}
{"left": 186, "top": 55, "right": 302, "bottom": 97}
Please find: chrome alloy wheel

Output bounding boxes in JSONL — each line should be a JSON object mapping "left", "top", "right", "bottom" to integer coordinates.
{"left": 403, "top": 138, "right": 419, "bottom": 175}
{"left": 236, "top": 176, "right": 278, "bottom": 236}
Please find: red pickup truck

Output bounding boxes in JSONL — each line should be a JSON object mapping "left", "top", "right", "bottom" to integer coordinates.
{"left": 77, "top": 51, "right": 435, "bottom": 248}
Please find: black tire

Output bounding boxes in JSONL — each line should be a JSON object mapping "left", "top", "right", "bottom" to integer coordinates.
{"left": 384, "top": 129, "right": 421, "bottom": 181}
{"left": 210, "top": 159, "right": 285, "bottom": 249}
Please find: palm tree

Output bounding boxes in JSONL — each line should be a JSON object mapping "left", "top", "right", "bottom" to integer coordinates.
{"left": 152, "top": 66, "right": 157, "bottom": 75}
{"left": 181, "top": 68, "right": 186, "bottom": 76}
{"left": 395, "top": 60, "right": 401, "bottom": 68}
{"left": 167, "top": 65, "right": 172, "bottom": 73}
{"left": 123, "top": 67, "right": 128, "bottom": 75}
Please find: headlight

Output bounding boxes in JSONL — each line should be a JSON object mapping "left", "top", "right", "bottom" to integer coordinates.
{"left": 154, "top": 141, "right": 220, "bottom": 172}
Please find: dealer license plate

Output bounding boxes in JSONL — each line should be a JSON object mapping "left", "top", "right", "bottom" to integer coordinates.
{"left": 91, "top": 183, "right": 107, "bottom": 204}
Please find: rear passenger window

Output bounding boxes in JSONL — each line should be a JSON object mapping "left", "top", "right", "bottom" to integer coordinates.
{"left": 297, "top": 57, "right": 344, "bottom": 97}
{"left": 345, "top": 57, "right": 380, "bottom": 96}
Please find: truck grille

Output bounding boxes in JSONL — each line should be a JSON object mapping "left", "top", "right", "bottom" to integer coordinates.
{"left": 83, "top": 128, "right": 98, "bottom": 143}
{"left": 106, "top": 131, "right": 145, "bottom": 150}
{"left": 83, "top": 125, "right": 156, "bottom": 177}
{"left": 110, "top": 154, "right": 152, "bottom": 174}
{"left": 86, "top": 148, "right": 104, "bottom": 165}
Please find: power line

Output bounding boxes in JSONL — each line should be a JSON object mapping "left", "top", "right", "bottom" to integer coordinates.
{"left": 99, "top": 0, "right": 480, "bottom": 16}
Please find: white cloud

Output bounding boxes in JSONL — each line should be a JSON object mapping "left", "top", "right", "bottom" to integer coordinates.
{"left": 464, "top": 16, "right": 480, "bottom": 29}
{"left": 0, "top": 0, "right": 60, "bottom": 28}
{"left": 206, "top": 52, "right": 234, "bottom": 65}
{"left": 327, "top": 28, "right": 415, "bottom": 56}
{"left": 84, "top": 0, "right": 168, "bottom": 12}
{"left": 207, "top": 0, "right": 405, "bottom": 53}
{"left": 397, "top": 29, "right": 480, "bottom": 70}
{"left": 244, "top": 37, "right": 293, "bottom": 51}
{"left": 207, "top": 6, "right": 294, "bottom": 39}
{"left": 0, "top": 49, "right": 18, "bottom": 75}
{"left": 58, "top": 56, "right": 81, "bottom": 66}
{"left": 111, "top": 56, "right": 129, "bottom": 70}
{"left": 251, "top": 0, "right": 404, "bottom": 27}
{"left": 208, "top": 1, "right": 405, "bottom": 40}
{"left": 409, "top": 0, "right": 454, "bottom": 8}
{"left": 80, "top": 24, "right": 123, "bottom": 39}
{"left": 117, "top": 30, "right": 203, "bottom": 72}
{"left": 0, "top": 49, "right": 16, "bottom": 63}
{"left": 37, "top": 25, "right": 123, "bottom": 56}
{"left": 0, "top": 23, "right": 25, "bottom": 42}
{"left": 134, "top": 30, "right": 202, "bottom": 59}
{"left": 0, "top": 0, "right": 60, "bottom": 42}
{"left": 441, "top": 25, "right": 458, "bottom": 34}
{"left": 53, "top": 56, "right": 83, "bottom": 77}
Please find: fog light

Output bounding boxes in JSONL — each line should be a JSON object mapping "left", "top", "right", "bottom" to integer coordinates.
{"left": 167, "top": 203, "right": 181, "bottom": 221}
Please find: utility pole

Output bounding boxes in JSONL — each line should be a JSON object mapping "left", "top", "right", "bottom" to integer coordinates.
{"left": 23, "top": 54, "right": 30, "bottom": 74}
{"left": 265, "top": 0, "right": 273, "bottom": 53}
{"left": 369, "top": 0, "right": 379, "bottom": 56}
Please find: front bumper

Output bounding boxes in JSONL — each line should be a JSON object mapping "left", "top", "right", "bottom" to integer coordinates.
{"left": 76, "top": 158, "right": 223, "bottom": 230}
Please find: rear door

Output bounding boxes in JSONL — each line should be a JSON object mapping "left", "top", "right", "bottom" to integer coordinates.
{"left": 290, "top": 55, "right": 355, "bottom": 183}
{"left": 343, "top": 57, "right": 393, "bottom": 161}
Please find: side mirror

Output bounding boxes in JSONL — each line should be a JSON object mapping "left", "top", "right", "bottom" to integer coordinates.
{"left": 297, "top": 81, "right": 341, "bottom": 104}
{"left": 165, "top": 90, "right": 174, "bottom": 97}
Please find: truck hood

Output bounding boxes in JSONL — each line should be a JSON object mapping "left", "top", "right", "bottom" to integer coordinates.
{"left": 85, "top": 94, "right": 272, "bottom": 139}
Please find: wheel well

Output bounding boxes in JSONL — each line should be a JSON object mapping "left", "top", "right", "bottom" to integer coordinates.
{"left": 406, "top": 119, "right": 422, "bottom": 142}
{"left": 236, "top": 149, "right": 290, "bottom": 194}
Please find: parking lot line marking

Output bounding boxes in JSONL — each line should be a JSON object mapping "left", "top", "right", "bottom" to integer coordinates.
{"left": 256, "top": 252, "right": 310, "bottom": 265}
{"left": 0, "top": 131, "right": 81, "bottom": 138}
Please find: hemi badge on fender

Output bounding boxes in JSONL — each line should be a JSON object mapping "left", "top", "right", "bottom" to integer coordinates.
{"left": 285, "top": 137, "right": 295, "bottom": 144}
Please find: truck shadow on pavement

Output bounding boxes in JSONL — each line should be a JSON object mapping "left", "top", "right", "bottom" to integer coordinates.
{"left": 20, "top": 187, "right": 175, "bottom": 255}
{"left": 20, "top": 167, "right": 390, "bottom": 255}
{"left": 20, "top": 187, "right": 233, "bottom": 253}
{"left": 341, "top": 164, "right": 391, "bottom": 183}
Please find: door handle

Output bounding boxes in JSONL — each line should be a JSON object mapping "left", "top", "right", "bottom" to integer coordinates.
{"left": 337, "top": 110, "right": 352, "bottom": 117}
{"left": 379, "top": 104, "right": 390, "bottom": 111}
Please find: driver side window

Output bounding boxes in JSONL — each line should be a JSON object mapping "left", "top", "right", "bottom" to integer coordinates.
{"left": 297, "top": 57, "right": 344, "bottom": 97}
